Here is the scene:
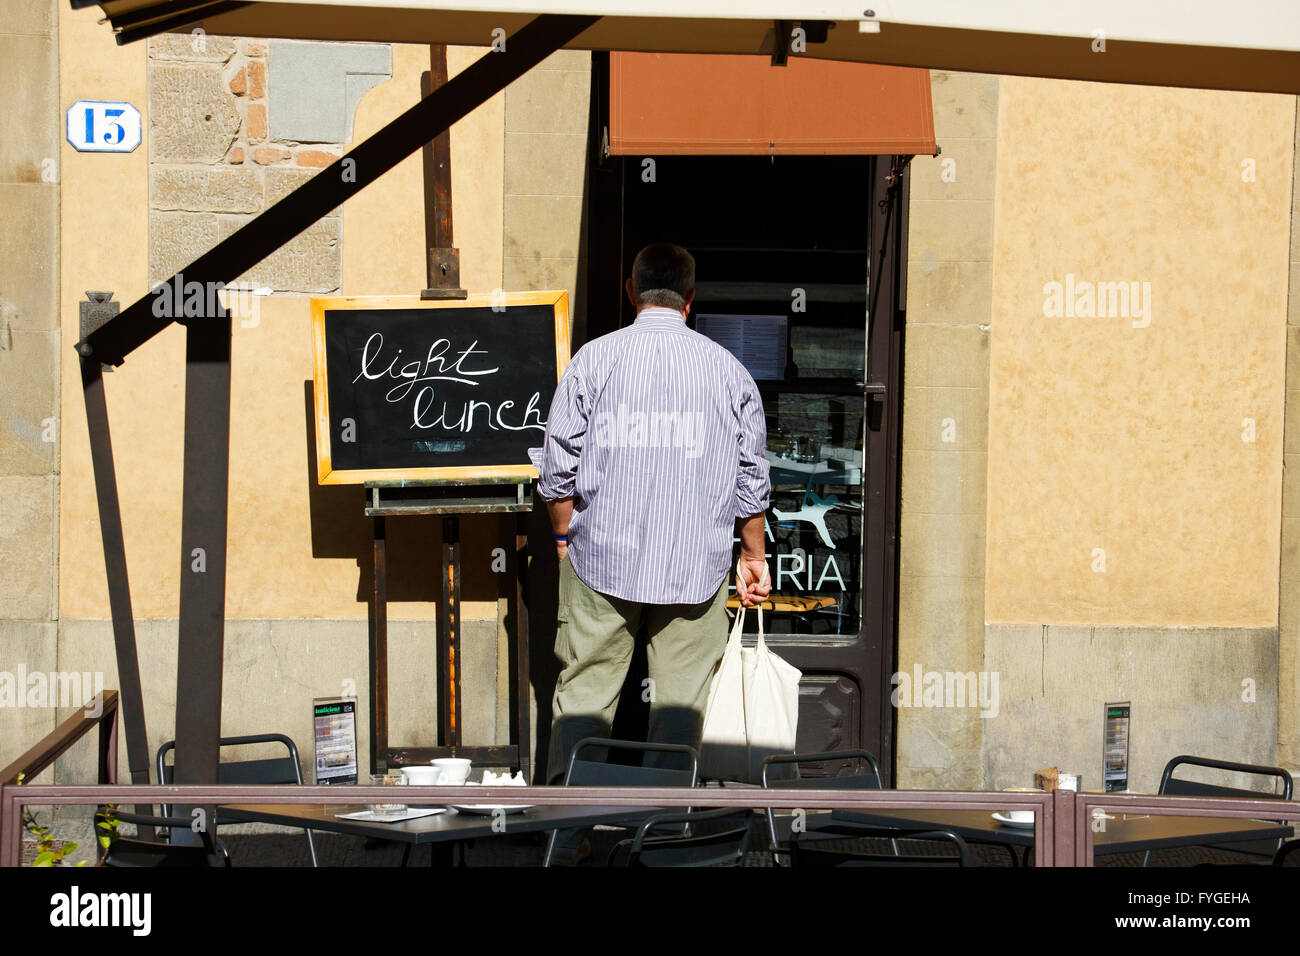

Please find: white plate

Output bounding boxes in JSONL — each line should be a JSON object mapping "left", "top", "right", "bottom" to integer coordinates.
{"left": 451, "top": 804, "right": 533, "bottom": 815}
{"left": 991, "top": 811, "right": 1035, "bottom": 828}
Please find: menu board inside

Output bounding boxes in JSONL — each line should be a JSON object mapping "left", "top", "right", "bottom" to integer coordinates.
{"left": 313, "top": 696, "right": 358, "bottom": 785}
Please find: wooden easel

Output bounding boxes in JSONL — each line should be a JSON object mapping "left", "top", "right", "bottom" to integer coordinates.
{"left": 367, "top": 45, "right": 533, "bottom": 782}
{"left": 366, "top": 481, "right": 532, "bottom": 782}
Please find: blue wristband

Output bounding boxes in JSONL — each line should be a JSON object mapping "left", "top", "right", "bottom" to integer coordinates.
{"left": 553, "top": 532, "right": 568, "bottom": 542}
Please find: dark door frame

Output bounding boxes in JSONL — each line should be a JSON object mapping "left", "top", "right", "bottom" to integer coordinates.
{"left": 581, "top": 53, "right": 910, "bottom": 784}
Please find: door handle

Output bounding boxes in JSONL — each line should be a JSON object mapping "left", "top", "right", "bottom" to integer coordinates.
{"left": 860, "top": 382, "right": 887, "bottom": 431}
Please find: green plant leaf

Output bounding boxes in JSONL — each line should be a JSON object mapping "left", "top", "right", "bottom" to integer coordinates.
{"left": 33, "top": 852, "right": 54, "bottom": 867}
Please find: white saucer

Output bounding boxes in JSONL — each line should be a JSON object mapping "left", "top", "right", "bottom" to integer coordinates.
{"left": 991, "top": 811, "right": 1035, "bottom": 828}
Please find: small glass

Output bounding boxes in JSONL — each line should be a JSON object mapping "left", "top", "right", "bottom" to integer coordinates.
{"left": 367, "top": 774, "right": 406, "bottom": 816}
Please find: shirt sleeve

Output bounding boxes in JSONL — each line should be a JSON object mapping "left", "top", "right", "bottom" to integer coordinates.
{"left": 537, "top": 354, "right": 587, "bottom": 501}
{"left": 733, "top": 368, "right": 771, "bottom": 519}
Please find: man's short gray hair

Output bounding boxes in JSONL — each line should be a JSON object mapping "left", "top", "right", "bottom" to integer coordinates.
{"left": 637, "top": 288, "right": 687, "bottom": 311}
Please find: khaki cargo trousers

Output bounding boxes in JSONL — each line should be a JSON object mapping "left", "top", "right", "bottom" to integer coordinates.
{"left": 546, "top": 554, "right": 729, "bottom": 783}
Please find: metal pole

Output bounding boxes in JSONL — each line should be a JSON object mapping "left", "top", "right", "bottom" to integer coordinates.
{"left": 170, "top": 312, "right": 232, "bottom": 845}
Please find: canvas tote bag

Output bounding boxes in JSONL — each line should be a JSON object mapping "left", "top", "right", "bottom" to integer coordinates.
{"left": 699, "top": 562, "right": 802, "bottom": 783}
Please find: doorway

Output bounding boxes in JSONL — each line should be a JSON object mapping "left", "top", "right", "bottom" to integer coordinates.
{"left": 581, "top": 56, "right": 909, "bottom": 781}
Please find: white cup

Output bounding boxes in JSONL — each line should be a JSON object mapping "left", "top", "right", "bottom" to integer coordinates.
{"left": 431, "top": 757, "right": 472, "bottom": 785}
{"left": 1002, "top": 787, "right": 1042, "bottom": 823}
{"left": 400, "top": 766, "right": 445, "bottom": 786}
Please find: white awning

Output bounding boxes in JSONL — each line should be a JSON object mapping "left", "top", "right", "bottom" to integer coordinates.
{"left": 88, "top": 1, "right": 1300, "bottom": 93}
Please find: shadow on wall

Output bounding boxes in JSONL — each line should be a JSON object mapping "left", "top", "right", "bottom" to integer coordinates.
{"left": 302, "top": 380, "right": 502, "bottom": 604}
{"left": 303, "top": 381, "right": 568, "bottom": 781}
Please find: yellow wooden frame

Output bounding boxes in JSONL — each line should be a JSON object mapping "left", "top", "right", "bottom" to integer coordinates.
{"left": 311, "top": 290, "right": 571, "bottom": 485}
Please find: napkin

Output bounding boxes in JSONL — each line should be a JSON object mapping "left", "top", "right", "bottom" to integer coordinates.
{"left": 479, "top": 770, "right": 527, "bottom": 786}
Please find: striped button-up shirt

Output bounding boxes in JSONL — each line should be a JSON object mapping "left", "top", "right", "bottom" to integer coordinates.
{"left": 538, "top": 307, "right": 771, "bottom": 604}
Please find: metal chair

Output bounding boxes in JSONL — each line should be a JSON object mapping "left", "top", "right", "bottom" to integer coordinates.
{"left": 1272, "top": 839, "right": 1300, "bottom": 866}
{"left": 97, "top": 808, "right": 231, "bottom": 867}
{"left": 760, "top": 750, "right": 885, "bottom": 865}
{"left": 542, "top": 737, "right": 699, "bottom": 867}
{"left": 790, "top": 827, "right": 971, "bottom": 867}
{"left": 157, "top": 733, "right": 318, "bottom": 867}
{"left": 761, "top": 750, "right": 1007, "bottom": 867}
{"left": 1143, "top": 754, "right": 1293, "bottom": 866}
{"left": 607, "top": 807, "right": 753, "bottom": 867}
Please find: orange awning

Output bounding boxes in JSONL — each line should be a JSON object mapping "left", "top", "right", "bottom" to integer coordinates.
{"left": 610, "top": 52, "right": 936, "bottom": 156}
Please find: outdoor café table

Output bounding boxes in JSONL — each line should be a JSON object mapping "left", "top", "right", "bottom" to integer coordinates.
{"left": 221, "top": 802, "right": 660, "bottom": 866}
{"left": 819, "top": 807, "right": 1294, "bottom": 864}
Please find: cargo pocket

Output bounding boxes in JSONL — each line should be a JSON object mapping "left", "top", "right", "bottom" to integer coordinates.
{"left": 554, "top": 554, "right": 574, "bottom": 664}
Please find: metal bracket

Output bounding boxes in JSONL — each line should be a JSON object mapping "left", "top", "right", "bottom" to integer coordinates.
{"left": 78, "top": 292, "right": 118, "bottom": 371}
{"left": 420, "top": 248, "right": 467, "bottom": 300}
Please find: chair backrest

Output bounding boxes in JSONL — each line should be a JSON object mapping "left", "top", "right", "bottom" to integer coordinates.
{"left": 622, "top": 808, "right": 753, "bottom": 867}
{"left": 760, "top": 750, "right": 883, "bottom": 858}
{"left": 157, "top": 733, "right": 305, "bottom": 787}
{"left": 1158, "top": 755, "right": 1292, "bottom": 800}
{"left": 564, "top": 737, "right": 698, "bottom": 788}
{"left": 1157, "top": 755, "right": 1292, "bottom": 861}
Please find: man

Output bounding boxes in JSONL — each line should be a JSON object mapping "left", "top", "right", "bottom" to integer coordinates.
{"left": 538, "top": 242, "right": 772, "bottom": 787}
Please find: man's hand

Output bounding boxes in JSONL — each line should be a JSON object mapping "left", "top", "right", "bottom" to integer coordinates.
{"left": 735, "top": 513, "right": 770, "bottom": 607}
{"left": 736, "top": 551, "right": 770, "bottom": 608}
{"left": 546, "top": 496, "right": 573, "bottom": 563}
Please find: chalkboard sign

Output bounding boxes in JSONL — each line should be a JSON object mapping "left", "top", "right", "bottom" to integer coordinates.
{"left": 312, "top": 291, "right": 570, "bottom": 484}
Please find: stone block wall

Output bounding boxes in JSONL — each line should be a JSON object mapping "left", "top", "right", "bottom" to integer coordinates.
{"left": 146, "top": 35, "right": 391, "bottom": 293}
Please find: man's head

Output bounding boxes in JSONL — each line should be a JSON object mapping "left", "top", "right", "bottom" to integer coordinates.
{"left": 625, "top": 242, "right": 695, "bottom": 315}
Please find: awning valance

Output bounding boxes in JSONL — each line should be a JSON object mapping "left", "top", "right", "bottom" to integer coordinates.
{"left": 610, "top": 53, "right": 935, "bottom": 156}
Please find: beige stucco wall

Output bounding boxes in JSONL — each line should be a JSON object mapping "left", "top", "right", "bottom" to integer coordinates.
{"left": 901, "top": 73, "right": 1298, "bottom": 791}
{"left": 985, "top": 79, "right": 1293, "bottom": 628}
{"left": 977, "top": 77, "right": 1296, "bottom": 788}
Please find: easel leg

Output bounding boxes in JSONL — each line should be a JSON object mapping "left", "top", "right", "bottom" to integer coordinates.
{"left": 513, "top": 514, "right": 532, "bottom": 782}
{"left": 370, "top": 515, "right": 388, "bottom": 774}
{"left": 439, "top": 517, "right": 462, "bottom": 748}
